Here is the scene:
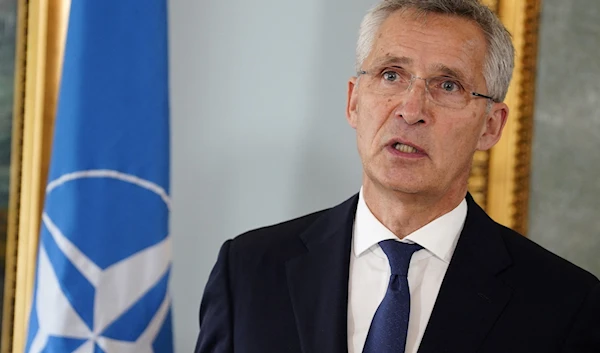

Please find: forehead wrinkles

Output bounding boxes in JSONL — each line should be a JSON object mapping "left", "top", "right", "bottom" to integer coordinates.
{"left": 367, "top": 11, "right": 486, "bottom": 83}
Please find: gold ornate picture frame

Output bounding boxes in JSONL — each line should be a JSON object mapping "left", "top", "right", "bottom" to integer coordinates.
{"left": 1, "top": 0, "right": 27, "bottom": 350}
{"left": 468, "top": 0, "right": 541, "bottom": 236}
{"left": 1, "top": 0, "right": 540, "bottom": 351}
{"left": 2, "top": 0, "right": 69, "bottom": 352}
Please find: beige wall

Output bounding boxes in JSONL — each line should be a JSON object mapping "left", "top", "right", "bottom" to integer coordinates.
{"left": 528, "top": 0, "right": 600, "bottom": 276}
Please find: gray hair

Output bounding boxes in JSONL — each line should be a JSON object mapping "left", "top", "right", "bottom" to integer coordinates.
{"left": 356, "top": 0, "right": 514, "bottom": 102}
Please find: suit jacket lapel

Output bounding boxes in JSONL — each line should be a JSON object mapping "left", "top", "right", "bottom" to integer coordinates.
{"left": 286, "top": 195, "right": 358, "bottom": 353}
{"left": 418, "top": 194, "right": 513, "bottom": 353}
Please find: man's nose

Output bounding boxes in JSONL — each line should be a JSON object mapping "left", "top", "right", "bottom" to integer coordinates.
{"left": 394, "top": 79, "right": 428, "bottom": 125}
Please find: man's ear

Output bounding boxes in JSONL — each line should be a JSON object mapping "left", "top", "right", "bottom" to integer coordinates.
{"left": 346, "top": 77, "right": 359, "bottom": 129}
{"left": 477, "top": 102, "right": 509, "bottom": 151}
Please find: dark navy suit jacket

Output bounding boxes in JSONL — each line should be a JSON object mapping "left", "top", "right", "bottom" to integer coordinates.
{"left": 195, "top": 194, "right": 600, "bottom": 353}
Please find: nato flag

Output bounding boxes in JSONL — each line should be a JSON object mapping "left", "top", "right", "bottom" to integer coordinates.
{"left": 25, "top": 1, "right": 173, "bottom": 352}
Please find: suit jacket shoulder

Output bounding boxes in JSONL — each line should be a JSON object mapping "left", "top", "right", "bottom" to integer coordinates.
{"left": 418, "top": 195, "right": 600, "bottom": 353}
{"left": 496, "top": 221, "right": 598, "bottom": 288}
{"left": 231, "top": 208, "right": 329, "bottom": 257}
{"left": 196, "top": 196, "right": 358, "bottom": 353}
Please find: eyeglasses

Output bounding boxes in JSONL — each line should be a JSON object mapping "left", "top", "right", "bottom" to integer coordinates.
{"left": 357, "top": 66, "right": 495, "bottom": 109}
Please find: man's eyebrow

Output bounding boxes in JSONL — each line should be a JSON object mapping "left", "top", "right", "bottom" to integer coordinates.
{"left": 431, "top": 64, "right": 470, "bottom": 82}
{"left": 368, "top": 56, "right": 413, "bottom": 69}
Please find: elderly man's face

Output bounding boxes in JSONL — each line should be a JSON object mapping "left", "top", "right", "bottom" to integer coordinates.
{"left": 346, "top": 9, "right": 508, "bottom": 199}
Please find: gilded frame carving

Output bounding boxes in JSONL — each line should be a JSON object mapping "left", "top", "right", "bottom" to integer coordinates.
{"left": 1, "top": 0, "right": 28, "bottom": 351}
{"left": 2, "top": 0, "right": 69, "bottom": 352}
{"left": 468, "top": 0, "right": 541, "bottom": 236}
{"left": 3, "top": 0, "right": 541, "bottom": 351}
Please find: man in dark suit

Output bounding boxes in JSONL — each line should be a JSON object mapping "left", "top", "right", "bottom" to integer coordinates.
{"left": 195, "top": 0, "right": 600, "bottom": 352}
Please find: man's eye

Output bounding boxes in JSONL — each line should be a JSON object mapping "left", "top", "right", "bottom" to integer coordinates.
{"left": 440, "top": 80, "right": 461, "bottom": 92}
{"left": 382, "top": 71, "right": 400, "bottom": 82}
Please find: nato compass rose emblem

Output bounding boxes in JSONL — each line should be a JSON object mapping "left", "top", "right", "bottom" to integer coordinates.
{"left": 26, "top": 170, "right": 173, "bottom": 353}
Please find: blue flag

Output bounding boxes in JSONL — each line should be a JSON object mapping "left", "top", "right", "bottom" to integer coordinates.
{"left": 25, "top": 1, "right": 173, "bottom": 352}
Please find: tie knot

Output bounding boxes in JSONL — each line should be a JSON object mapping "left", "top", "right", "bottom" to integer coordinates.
{"left": 379, "top": 240, "right": 423, "bottom": 276}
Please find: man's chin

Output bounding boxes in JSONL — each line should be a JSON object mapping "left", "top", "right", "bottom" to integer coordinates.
{"left": 371, "top": 178, "right": 430, "bottom": 196}
{"left": 363, "top": 167, "right": 434, "bottom": 194}
{"left": 387, "top": 184, "right": 427, "bottom": 195}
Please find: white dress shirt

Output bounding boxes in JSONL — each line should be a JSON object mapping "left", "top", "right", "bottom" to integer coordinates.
{"left": 347, "top": 190, "right": 468, "bottom": 353}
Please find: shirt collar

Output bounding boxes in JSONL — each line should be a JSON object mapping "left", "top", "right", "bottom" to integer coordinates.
{"left": 352, "top": 188, "right": 467, "bottom": 264}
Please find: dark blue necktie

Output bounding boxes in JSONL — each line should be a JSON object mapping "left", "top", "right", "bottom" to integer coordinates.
{"left": 362, "top": 240, "right": 423, "bottom": 353}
